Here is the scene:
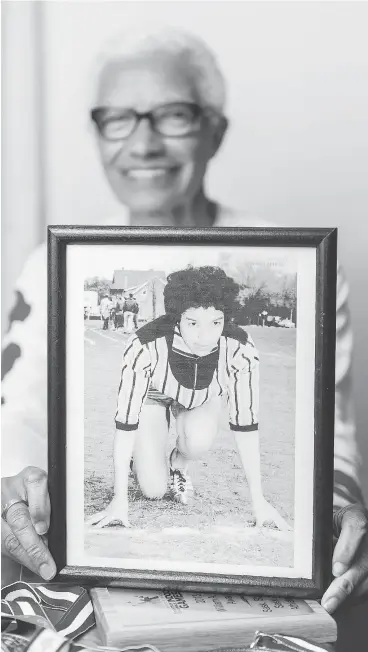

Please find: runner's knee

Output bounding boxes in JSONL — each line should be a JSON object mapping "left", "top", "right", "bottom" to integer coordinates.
{"left": 176, "top": 403, "right": 220, "bottom": 460}
{"left": 138, "top": 474, "right": 167, "bottom": 499}
{"left": 177, "top": 432, "right": 215, "bottom": 460}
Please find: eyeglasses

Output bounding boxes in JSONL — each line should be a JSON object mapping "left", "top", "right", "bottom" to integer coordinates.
{"left": 90, "top": 102, "right": 209, "bottom": 141}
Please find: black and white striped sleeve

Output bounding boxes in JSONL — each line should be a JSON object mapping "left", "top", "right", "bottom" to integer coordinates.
{"left": 115, "top": 336, "right": 151, "bottom": 431}
{"left": 227, "top": 336, "right": 259, "bottom": 433}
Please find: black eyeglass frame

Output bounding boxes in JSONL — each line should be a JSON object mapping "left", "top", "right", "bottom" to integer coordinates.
{"left": 90, "top": 102, "right": 218, "bottom": 141}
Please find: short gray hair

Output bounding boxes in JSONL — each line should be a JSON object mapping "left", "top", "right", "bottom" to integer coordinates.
{"left": 91, "top": 26, "right": 227, "bottom": 113}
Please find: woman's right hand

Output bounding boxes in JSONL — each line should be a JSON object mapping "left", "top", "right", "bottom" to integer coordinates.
{"left": 85, "top": 497, "right": 131, "bottom": 528}
{"left": 1, "top": 467, "right": 56, "bottom": 580}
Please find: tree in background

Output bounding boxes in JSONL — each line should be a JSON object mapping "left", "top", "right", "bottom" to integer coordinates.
{"left": 270, "top": 282, "right": 297, "bottom": 323}
{"left": 84, "top": 277, "right": 111, "bottom": 303}
{"left": 218, "top": 253, "right": 297, "bottom": 326}
{"left": 237, "top": 282, "right": 271, "bottom": 325}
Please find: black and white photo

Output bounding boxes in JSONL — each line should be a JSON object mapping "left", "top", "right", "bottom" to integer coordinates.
{"left": 48, "top": 226, "right": 336, "bottom": 596}
{"left": 84, "top": 248, "right": 293, "bottom": 559}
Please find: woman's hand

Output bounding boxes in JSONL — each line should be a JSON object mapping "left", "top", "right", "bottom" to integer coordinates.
{"left": 85, "top": 496, "right": 131, "bottom": 528}
{"left": 252, "top": 496, "right": 292, "bottom": 531}
{"left": 1, "top": 467, "right": 56, "bottom": 580}
{"left": 321, "top": 503, "right": 368, "bottom": 613}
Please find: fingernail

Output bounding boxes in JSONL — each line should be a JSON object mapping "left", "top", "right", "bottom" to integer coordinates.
{"left": 333, "top": 562, "right": 347, "bottom": 577}
{"left": 35, "top": 521, "right": 47, "bottom": 535}
{"left": 322, "top": 597, "right": 339, "bottom": 613}
{"left": 39, "top": 562, "right": 56, "bottom": 581}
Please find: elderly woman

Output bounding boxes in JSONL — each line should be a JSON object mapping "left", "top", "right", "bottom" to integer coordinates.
{"left": 2, "top": 27, "right": 367, "bottom": 613}
{"left": 85, "top": 28, "right": 232, "bottom": 230}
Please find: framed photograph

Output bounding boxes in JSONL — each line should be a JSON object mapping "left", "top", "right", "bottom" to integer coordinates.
{"left": 48, "top": 226, "right": 336, "bottom": 597}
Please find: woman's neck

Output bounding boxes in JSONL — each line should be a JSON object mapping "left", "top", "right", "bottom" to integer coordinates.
{"left": 129, "top": 191, "right": 217, "bottom": 228}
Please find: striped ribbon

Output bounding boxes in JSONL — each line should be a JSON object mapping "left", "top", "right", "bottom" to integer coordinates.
{"left": 1, "top": 581, "right": 95, "bottom": 640}
{"left": 1, "top": 627, "right": 92, "bottom": 651}
{"left": 249, "top": 631, "right": 333, "bottom": 651}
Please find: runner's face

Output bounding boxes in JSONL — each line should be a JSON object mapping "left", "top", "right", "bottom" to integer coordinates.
{"left": 180, "top": 307, "right": 224, "bottom": 356}
{"left": 94, "top": 54, "right": 222, "bottom": 213}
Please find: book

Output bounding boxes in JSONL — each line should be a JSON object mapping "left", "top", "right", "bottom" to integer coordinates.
{"left": 90, "top": 587, "right": 337, "bottom": 652}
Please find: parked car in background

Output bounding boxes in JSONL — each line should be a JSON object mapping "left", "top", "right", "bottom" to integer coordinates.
{"left": 84, "top": 290, "right": 100, "bottom": 319}
{"left": 278, "top": 318, "right": 295, "bottom": 328}
{"left": 266, "top": 315, "right": 281, "bottom": 327}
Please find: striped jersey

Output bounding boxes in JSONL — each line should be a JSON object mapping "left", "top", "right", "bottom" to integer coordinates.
{"left": 115, "top": 316, "right": 259, "bottom": 433}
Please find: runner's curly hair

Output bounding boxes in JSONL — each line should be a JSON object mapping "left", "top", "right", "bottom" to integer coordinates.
{"left": 164, "top": 266, "right": 240, "bottom": 322}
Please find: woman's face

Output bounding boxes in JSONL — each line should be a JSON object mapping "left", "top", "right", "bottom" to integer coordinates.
{"left": 180, "top": 306, "right": 225, "bottom": 356}
{"left": 94, "top": 53, "right": 226, "bottom": 214}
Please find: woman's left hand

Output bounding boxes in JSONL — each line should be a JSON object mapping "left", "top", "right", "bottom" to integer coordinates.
{"left": 252, "top": 496, "right": 292, "bottom": 531}
{"left": 321, "top": 503, "right": 368, "bottom": 613}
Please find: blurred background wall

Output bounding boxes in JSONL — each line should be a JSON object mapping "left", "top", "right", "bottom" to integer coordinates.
{"left": 2, "top": 0, "right": 368, "bottom": 498}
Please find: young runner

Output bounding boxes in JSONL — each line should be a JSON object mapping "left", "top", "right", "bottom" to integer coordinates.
{"left": 87, "top": 265, "right": 289, "bottom": 530}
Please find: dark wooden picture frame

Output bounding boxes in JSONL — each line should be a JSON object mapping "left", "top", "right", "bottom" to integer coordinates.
{"left": 48, "top": 226, "right": 336, "bottom": 597}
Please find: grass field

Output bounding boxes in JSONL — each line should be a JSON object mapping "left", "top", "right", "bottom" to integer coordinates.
{"left": 84, "top": 322, "right": 296, "bottom": 567}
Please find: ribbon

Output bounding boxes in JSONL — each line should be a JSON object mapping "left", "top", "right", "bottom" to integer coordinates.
{"left": 1, "top": 581, "right": 95, "bottom": 641}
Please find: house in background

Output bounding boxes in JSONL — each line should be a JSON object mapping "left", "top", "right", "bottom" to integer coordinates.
{"left": 110, "top": 269, "right": 167, "bottom": 322}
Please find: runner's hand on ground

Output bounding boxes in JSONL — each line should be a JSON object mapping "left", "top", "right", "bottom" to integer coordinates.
{"left": 253, "top": 496, "right": 292, "bottom": 531}
{"left": 86, "top": 497, "right": 131, "bottom": 528}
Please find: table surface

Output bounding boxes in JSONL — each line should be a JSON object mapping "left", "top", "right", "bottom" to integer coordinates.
{"left": 79, "top": 625, "right": 336, "bottom": 651}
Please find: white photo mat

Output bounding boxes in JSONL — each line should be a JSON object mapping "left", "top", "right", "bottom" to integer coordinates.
{"left": 65, "top": 243, "right": 316, "bottom": 579}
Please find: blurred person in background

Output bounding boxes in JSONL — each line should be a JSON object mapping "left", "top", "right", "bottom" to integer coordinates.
{"left": 123, "top": 293, "right": 139, "bottom": 332}
{"left": 99, "top": 293, "right": 113, "bottom": 330}
{"left": 2, "top": 26, "right": 367, "bottom": 614}
{"left": 114, "top": 294, "right": 125, "bottom": 330}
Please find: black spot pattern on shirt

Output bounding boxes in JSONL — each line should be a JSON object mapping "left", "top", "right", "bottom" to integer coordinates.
{"left": 2, "top": 343, "right": 21, "bottom": 381}
{"left": 6, "top": 291, "right": 31, "bottom": 332}
{"left": 2, "top": 290, "right": 32, "bottom": 395}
